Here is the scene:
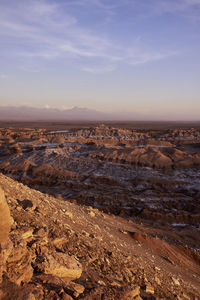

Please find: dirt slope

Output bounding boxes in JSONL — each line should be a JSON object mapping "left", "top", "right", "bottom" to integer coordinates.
{"left": 0, "top": 173, "right": 200, "bottom": 299}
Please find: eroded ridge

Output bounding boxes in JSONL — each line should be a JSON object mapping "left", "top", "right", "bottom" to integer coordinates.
{"left": 0, "top": 123, "right": 200, "bottom": 299}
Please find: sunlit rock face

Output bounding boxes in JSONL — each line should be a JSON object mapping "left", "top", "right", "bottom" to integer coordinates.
{"left": 0, "top": 187, "right": 13, "bottom": 284}
{"left": 0, "top": 187, "right": 12, "bottom": 245}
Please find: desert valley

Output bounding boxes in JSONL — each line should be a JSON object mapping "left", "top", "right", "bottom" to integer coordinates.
{"left": 0, "top": 121, "right": 200, "bottom": 299}
{"left": 1, "top": 0, "right": 200, "bottom": 298}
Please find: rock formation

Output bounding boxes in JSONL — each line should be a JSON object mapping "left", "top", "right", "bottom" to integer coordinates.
{"left": 0, "top": 187, "right": 12, "bottom": 245}
{"left": 0, "top": 187, "right": 13, "bottom": 284}
{"left": 0, "top": 124, "right": 200, "bottom": 298}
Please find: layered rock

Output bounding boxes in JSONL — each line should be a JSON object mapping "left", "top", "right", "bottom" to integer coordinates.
{"left": 0, "top": 188, "right": 12, "bottom": 244}
{"left": 0, "top": 187, "right": 13, "bottom": 283}
{"left": 33, "top": 253, "right": 82, "bottom": 281}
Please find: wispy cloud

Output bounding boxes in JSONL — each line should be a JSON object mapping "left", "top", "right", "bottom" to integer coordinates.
{"left": 82, "top": 65, "right": 115, "bottom": 74}
{"left": 0, "top": 0, "right": 179, "bottom": 74}
{"left": 129, "top": 51, "right": 178, "bottom": 65}
{"left": 182, "top": 0, "right": 200, "bottom": 6}
{"left": 59, "top": 43, "right": 122, "bottom": 61}
{"left": 148, "top": 0, "right": 200, "bottom": 16}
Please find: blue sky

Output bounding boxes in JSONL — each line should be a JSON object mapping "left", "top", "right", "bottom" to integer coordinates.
{"left": 0, "top": 0, "right": 200, "bottom": 120}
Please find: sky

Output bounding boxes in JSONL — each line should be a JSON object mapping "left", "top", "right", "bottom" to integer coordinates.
{"left": 0, "top": 0, "right": 200, "bottom": 120}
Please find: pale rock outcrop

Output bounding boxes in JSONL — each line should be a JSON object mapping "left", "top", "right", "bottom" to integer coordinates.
{"left": 0, "top": 187, "right": 13, "bottom": 283}
{"left": 33, "top": 252, "right": 82, "bottom": 281}
{"left": 6, "top": 236, "right": 33, "bottom": 285}
{"left": 0, "top": 187, "right": 12, "bottom": 244}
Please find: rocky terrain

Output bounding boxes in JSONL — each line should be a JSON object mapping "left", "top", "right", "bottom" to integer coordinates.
{"left": 0, "top": 123, "right": 200, "bottom": 299}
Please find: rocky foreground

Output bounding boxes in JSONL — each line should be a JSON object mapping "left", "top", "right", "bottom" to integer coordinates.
{"left": 0, "top": 173, "right": 200, "bottom": 299}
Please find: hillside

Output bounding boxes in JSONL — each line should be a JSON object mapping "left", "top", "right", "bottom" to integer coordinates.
{"left": 0, "top": 173, "right": 200, "bottom": 299}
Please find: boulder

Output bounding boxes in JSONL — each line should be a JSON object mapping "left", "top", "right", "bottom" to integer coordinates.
{"left": 6, "top": 236, "right": 33, "bottom": 285}
{"left": 34, "top": 252, "right": 82, "bottom": 281}
{"left": 0, "top": 187, "right": 13, "bottom": 282}
{"left": 0, "top": 187, "right": 12, "bottom": 245}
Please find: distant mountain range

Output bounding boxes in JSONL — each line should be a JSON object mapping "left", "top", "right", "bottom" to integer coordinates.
{"left": 0, "top": 106, "right": 142, "bottom": 121}
{"left": 0, "top": 105, "right": 197, "bottom": 121}
{"left": 0, "top": 106, "right": 109, "bottom": 121}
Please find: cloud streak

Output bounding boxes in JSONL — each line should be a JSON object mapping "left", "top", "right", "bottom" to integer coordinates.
{"left": 0, "top": 0, "right": 180, "bottom": 73}
{"left": 148, "top": 0, "right": 200, "bottom": 17}
{"left": 82, "top": 65, "right": 115, "bottom": 74}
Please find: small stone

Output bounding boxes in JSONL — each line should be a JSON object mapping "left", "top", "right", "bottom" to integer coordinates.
{"left": 110, "top": 281, "right": 121, "bottom": 287}
{"left": 65, "top": 211, "right": 73, "bottom": 218}
{"left": 34, "top": 227, "right": 47, "bottom": 237}
{"left": 18, "top": 199, "right": 36, "bottom": 211}
{"left": 62, "top": 293, "right": 73, "bottom": 300}
{"left": 182, "top": 293, "right": 191, "bottom": 300}
{"left": 122, "top": 230, "right": 128, "bottom": 234}
{"left": 97, "top": 280, "right": 106, "bottom": 286}
{"left": 26, "top": 293, "right": 36, "bottom": 300}
{"left": 82, "top": 231, "right": 89, "bottom": 237}
{"left": 88, "top": 210, "right": 95, "bottom": 217}
{"left": 105, "top": 257, "right": 110, "bottom": 266}
{"left": 71, "top": 282, "right": 85, "bottom": 298}
{"left": 124, "top": 285, "right": 140, "bottom": 298}
{"left": 94, "top": 224, "right": 100, "bottom": 230}
{"left": 172, "top": 277, "right": 180, "bottom": 286}
{"left": 52, "top": 237, "right": 66, "bottom": 247}
{"left": 21, "top": 230, "right": 33, "bottom": 240}
{"left": 155, "top": 275, "right": 161, "bottom": 285}
{"left": 146, "top": 284, "right": 154, "bottom": 294}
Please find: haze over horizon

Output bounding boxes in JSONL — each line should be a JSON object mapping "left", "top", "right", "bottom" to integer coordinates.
{"left": 0, "top": 0, "right": 200, "bottom": 120}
